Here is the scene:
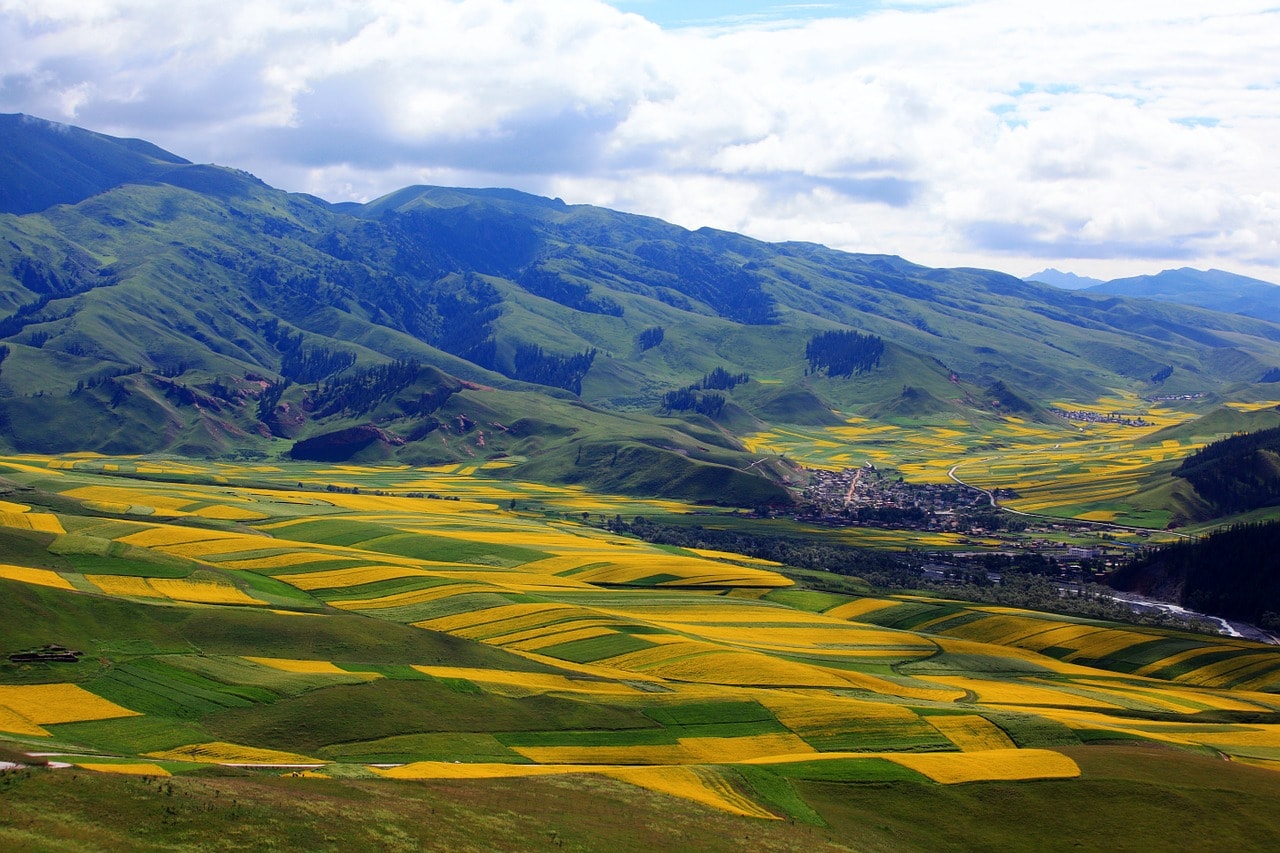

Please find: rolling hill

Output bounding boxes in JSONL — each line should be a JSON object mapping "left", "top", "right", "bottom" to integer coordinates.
{"left": 6, "top": 113, "right": 1280, "bottom": 505}
{"left": 8, "top": 115, "right": 1280, "bottom": 850}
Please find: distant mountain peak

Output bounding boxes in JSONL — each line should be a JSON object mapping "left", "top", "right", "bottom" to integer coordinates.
{"left": 1085, "top": 267, "right": 1280, "bottom": 324}
{"left": 1023, "top": 268, "right": 1105, "bottom": 289}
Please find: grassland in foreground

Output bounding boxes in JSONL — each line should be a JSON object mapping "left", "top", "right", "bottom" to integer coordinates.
{"left": 2, "top": 452, "right": 1280, "bottom": 848}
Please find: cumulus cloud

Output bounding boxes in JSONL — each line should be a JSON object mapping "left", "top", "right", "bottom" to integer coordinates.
{"left": 0, "top": 0, "right": 1276, "bottom": 279}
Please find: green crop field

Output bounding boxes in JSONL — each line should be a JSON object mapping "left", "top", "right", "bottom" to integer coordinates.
{"left": 3, "top": 452, "right": 1280, "bottom": 849}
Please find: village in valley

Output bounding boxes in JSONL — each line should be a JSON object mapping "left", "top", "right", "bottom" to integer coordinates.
{"left": 797, "top": 464, "right": 1130, "bottom": 575}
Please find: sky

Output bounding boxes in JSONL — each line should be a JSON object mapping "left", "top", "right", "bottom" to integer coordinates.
{"left": 1, "top": 0, "right": 1277, "bottom": 282}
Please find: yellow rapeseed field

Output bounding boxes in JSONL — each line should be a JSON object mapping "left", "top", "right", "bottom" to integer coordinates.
{"left": 1131, "top": 646, "right": 1234, "bottom": 678}
{"left": 886, "top": 748, "right": 1080, "bottom": 783}
{"left": 116, "top": 526, "right": 226, "bottom": 548}
{"left": 930, "top": 638, "right": 1098, "bottom": 676}
{"left": 927, "top": 715, "right": 1016, "bottom": 751}
{"left": 145, "top": 577, "right": 267, "bottom": 606}
{"left": 684, "top": 623, "right": 935, "bottom": 654}
{"left": 411, "top": 665, "right": 639, "bottom": 697}
{"left": 1013, "top": 624, "right": 1113, "bottom": 652}
{"left": 759, "top": 693, "right": 920, "bottom": 735}
{"left": 1191, "top": 725, "right": 1280, "bottom": 750}
{"left": 604, "top": 765, "right": 780, "bottom": 820}
{"left": 146, "top": 742, "right": 322, "bottom": 765}
{"left": 377, "top": 761, "right": 579, "bottom": 780}
{"left": 688, "top": 548, "right": 783, "bottom": 566}
{"left": 0, "top": 705, "right": 49, "bottom": 736}
{"left": 924, "top": 676, "right": 1122, "bottom": 709}
{"left": 243, "top": 657, "right": 382, "bottom": 679}
{"left": 62, "top": 485, "right": 194, "bottom": 512}
{"left": 282, "top": 564, "right": 433, "bottom": 590}
{"left": 311, "top": 492, "right": 497, "bottom": 513}
{"left": 86, "top": 574, "right": 162, "bottom": 598}
{"left": 419, "top": 602, "right": 565, "bottom": 634}
{"left": 1181, "top": 655, "right": 1280, "bottom": 688}
{"left": 627, "top": 649, "right": 855, "bottom": 689}
{"left": 0, "top": 456, "right": 64, "bottom": 474}
{"left": 1061, "top": 631, "right": 1155, "bottom": 662}
{"left": 377, "top": 759, "right": 781, "bottom": 817}
{"left": 556, "top": 556, "right": 791, "bottom": 588}
{"left": 595, "top": 603, "right": 834, "bottom": 626}
{"left": 836, "top": 671, "right": 969, "bottom": 703}
{"left": 217, "top": 552, "right": 344, "bottom": 570}
{"left": 503, "top": 625, "right": 621, "bottom": 652}
{"left": 76, "top": 762, "right": 172, "bottom": 777}
{"left": 334, "top": 582, "right": 494, "bottom": 611}
{"left": 191, "top": 505, "right": 268, "bottom": 521}
{"left": 513, "top": 732, "right": 814, "bottom": 766}
{"left": 1059, "top": 678, "right": 1272, "bottom": 714}
{"left": 824, "top": 597, "right": 902, "bottom": 621}
{"left": 156, "top": 536, "right": 288, "bottom": 560}
{"left": 0, "top": 563, "right": 74, "bottom": 591}
{"left": 0, "top": 511, "right": 65, "bottom": 534}
{"left": 945, "top": 614, "right": 1070, "bottom": 647}
{"left": 463, "top": 607, "right": 606, "bottom": 640}
{"left": 446, "top": 604, "right": 583, "bottom": 639}
{"left": 0, "top": 684, "right": 140, "bottom": 726}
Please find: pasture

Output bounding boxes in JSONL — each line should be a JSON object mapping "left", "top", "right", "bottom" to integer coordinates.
{"left": 2, "top": 451, "right": 1280, "bottom": 843}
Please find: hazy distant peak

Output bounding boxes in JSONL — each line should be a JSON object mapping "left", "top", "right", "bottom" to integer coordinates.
{"left": 1023, "top": 268, "right": 1105, "bottom": 289}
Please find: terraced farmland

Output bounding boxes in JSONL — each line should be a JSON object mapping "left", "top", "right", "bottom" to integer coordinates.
{"left": 742, "top": 393, "right": 1211, "bottom": 528}
{"left": 3, "top": 452, "right": 1280, "bottom": 846}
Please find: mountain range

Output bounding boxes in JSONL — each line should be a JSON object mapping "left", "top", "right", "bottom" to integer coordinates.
{"left": 1026, "top": 267, "right": 1280, "bottom": 325}
{"left": 6, "top": 113, "right": 1280, "bottom": 504}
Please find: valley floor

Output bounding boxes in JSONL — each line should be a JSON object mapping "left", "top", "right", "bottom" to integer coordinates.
{"left": 2, "top": 452, "right": 1280, "bottom": 848}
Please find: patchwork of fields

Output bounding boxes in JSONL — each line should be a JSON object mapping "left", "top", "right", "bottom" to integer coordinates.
{"left": 3, "top": 452, "right": 1280, "bottom": 822}
{"left": 742, "top": 393, "right": 1224, "bottom": 527}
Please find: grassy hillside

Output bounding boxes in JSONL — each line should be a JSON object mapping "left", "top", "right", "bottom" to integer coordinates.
{"left": 0, "top": 113, "right": 189, "bottom": 216}
{"left": 3, "top": 454, "right": 1280, "bottom": 848}
{"left": 6, "top": 118, "right": 1280, "bottom": 511}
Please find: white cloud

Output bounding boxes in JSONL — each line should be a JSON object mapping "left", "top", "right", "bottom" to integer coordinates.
{"left": 1, "top": 0, "right": 1277, "bottom": 280}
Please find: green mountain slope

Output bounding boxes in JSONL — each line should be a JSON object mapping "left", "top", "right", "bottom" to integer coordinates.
{"left": 0, "top": 113, "right": 190, "bottom": 215}
{"left": 5, "top": 116, "right": 1280, "bottom": 503}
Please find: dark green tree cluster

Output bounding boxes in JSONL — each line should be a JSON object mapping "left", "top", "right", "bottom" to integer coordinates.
{"left": 511, "top": 344, "right": 597, "bottom": 395}
{"left": 1111, "top": 521, "right": 1280, "bottom": 627}
{"left": 631, "top": 241, "right": 777, "bottom": 325}
{"left": 1174, "top": 426, "right": 1280, "bottom": 514}
{"left": 426, "top": 275, "right": 502, "bottom": 368}
{"left": 696, "top": 367, "right": 749, "bottom": 391}
{"left": 658, "top": 366, "right": 749, "bottom": 419}
{"left": 985, "top": 380, "right": 1034, "bottom": 413}
{"left": 804, "top": 330, "right": 884, "bottom": 378}
{"left": 0, "top": 276, "right": 105, "bottom": 339}
{"left": 281, "top": 343, "right": 356, "bottom": 385}
{"left": 1151, "top": 365, "right": 1174, "bottom": 384}
{"left": 256, "top": 378, "right": 289, "bottom": 421}
{"left": 71, "top": 365, "right": 143, "bottom": 395}
{"left": 943, "top": 575, "right": 1146, "bottom": 624}
{"left": 309, "top": 359, "right": 452, "bottom": 418}
{"left": 636, "top": 326, "right": 665, "bottom": 351}
{"left": 263, "top": 321, "right": 356, "bottom": 384}
{"left": 516, "top": 266, "right": 623, "bottom": 317}
{"left": 659, "top": 388, "right": 726, "bottom": 418}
